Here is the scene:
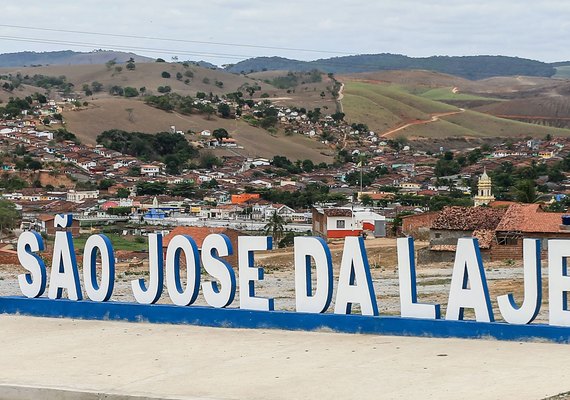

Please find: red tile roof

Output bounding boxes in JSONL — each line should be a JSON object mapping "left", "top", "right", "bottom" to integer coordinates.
{"left": 496, "top": 204, "right": 569, "bottom": 234}
{"left": 323, "top": 208, "right": 352, "bottom": 217}
{"left": 432, "top": 206, "right": 505, "bottom": 231}
{"left": 162, "top": 226, "right": 243, "bottom": 248}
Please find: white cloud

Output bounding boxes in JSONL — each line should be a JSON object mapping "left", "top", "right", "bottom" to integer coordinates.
{"left": 0, "top": 0, "right": 567, "bottom": 63}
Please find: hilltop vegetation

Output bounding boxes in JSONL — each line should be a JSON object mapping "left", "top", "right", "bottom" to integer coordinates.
{"left": 0, "top": 50, "right": 152, "bottom": 67}
{"left": 228, "top": 54, "right": 556, "bottom": 80}
{"left": 96, "top": 129, "right": 199, "bottom": 174}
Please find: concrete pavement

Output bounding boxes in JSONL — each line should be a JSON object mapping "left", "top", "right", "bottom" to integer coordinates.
{"left": 0, "top": 315, "right": 569, "bottom": 400}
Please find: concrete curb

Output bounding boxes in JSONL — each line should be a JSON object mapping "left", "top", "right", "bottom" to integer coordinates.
{"left": 0, "top": 385, "right": 205, "bottom": 400}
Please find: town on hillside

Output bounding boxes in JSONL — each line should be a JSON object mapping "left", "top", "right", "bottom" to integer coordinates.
{"left": 1, "top": 67, "right": 570, "bottom": 267}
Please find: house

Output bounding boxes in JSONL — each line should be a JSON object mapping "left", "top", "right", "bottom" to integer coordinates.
{"left": 426, "top": 206, "right": 506, "bottom": 262}
{"left": 66, "top": 190, "right": 99, "bottom": 203}
{"left": 162, "top": 226, "right": 245, "bottom": 267}
{"left": 231, "top": 193, "right": 260, "bottom": 204}
{"left": 34, "top": 214, "right": 81, "bottom": 235}
{"left": 312, "top": 207, "right": 361, "bottom": 239}
{"left": 401, "top": 212, "right": 439, "bottom": 240}
{"left": 141, "top": 164, "right": 161, "bottom": 177}
{"left": 492, "top": 204, "right": 570, "bottom": 261}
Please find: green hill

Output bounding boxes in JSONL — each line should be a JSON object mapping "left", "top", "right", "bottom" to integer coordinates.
{"left": 229, "top": 54, "right": 556, "bottom": 80}
{"left": 341, "top": 81, "right": 570, "bottom": 138}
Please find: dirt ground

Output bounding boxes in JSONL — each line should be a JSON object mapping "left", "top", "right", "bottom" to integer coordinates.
{"left": 0, "top": 237, "right": 544, "bottom": 323}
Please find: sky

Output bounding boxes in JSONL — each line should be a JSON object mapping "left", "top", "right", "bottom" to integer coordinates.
{"left": 0, "top": 0, "right": 568, "bottom": 65}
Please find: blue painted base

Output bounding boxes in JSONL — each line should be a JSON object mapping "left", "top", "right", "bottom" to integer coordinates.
{"left": 1, "top": 297, "right": 569, "bottom": 343}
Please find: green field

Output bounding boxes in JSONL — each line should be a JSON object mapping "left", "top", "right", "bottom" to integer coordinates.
{"left": 553, "top": 66, "right": 570, "bottom": 79}
{"left": 341, "top": 81, "right": 570, "bottom": 138}
{"left": 47, "top": 234, "right": 148, "bottom": 253}
{"left": 418, "top": 87, "right": 503, "bottom": 102}
{"left": 342, "top": 82, "right": 456, "bottom": 130}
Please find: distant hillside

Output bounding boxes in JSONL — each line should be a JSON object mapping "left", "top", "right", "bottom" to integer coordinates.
{"left": 228, "top": 54, "right": 556, "bottom": 80}
{"left": 0, "top": 50, "right": 153, "bottom": 67}
{"left": 341, "top": 80, "right": 570, "bottom": 138}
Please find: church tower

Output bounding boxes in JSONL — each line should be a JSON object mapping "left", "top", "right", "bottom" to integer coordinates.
{"left": 474, "top": 168, "right": 495, "bottom": 206}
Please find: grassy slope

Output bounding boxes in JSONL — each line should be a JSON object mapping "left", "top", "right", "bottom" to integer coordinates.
{"left": 342, "top": 81, "right": 570, "bottom": 138}
{"left": 63, "top": 97, "right": 333, "bottom": 163}
{"left": 553, "top": 66, "right": 570, "bottom": 79}
{"left": 342, "top": 81, "right": 457, "bottom": 131}
{"left": 419, "top": 87, "right": 503, "bottom": 101}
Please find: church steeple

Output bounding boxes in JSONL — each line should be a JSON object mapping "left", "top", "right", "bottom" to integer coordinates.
{"left": 474, "top": 168, "right": 494, "bottom": 206}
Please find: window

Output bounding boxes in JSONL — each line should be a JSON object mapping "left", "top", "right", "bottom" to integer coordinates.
{"left": 336, "top": 219, "right": 345, "bottom": 229}
{"left": 497, "top": 237, "right": 518, "bottom": 246}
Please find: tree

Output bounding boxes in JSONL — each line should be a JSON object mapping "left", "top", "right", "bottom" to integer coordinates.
{"left": 161, "top": 71, "right": 171, "bottom": 78}
{"left": 203, "top": 105, "right": 215, "bottom": 120}
{"left": 123, "top": 87, "right": 139, "bottom": 98}
{"left": 0, "top": 200, "right": 18, "bottom": 239}
{"left": 264, "top": 212, "right": 286, "bottom": 243}
{"left": 117, "top": 188, "right": 130, "bottom": 198}
{"left": 170, "top": 181, "right": 195, "bottom": 198}
{"left": 27, "top": 159, "right": 42, "bottom": 170}
{"left": 98, "top": 179, "right": 115, "bottom": 190}
{"left": 331, "top": 111, "right": 345, "bottom": 122}
{"left": 361, "top": 194, "right": 373, "bottom": 206}
{"left": 126, "top": 57, "right": 136, "bottom": 71}
{"left": 109, "top": 85, "right": 124, "bottom": 96}
{"left": 516, "top": 180, "right": 537, "bottom": 203}
{"left": 213, "top": 128, "right": 229, "bottom": 142}
{"left": 217, "top": 103, "right": 231, "bottom": 118}
{"left": 136, "top": 181, "right": 167, "bottom": 196}
{"left": 105, "top": 58, "right": 117, "bottom": 71}
{"left": 91, "top": 81, "right": 103, "bottom": 92}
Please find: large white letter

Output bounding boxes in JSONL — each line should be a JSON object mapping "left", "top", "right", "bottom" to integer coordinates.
{"left": 201, "top": 234, "right": 236, "bottom": 308}
{"left": 497, "top": 239, "right": 541, "bottom": 324}
{"left": 334, "top": 236, "right": 378, "bottom": 316}
{"left": 131, "top": 233, "right": 163, "bottom": 304}
{"left": 48, "top": 231, "right": 82, "bottom": 300}
{"left": 83, "top": 234, "right": 115, "bottom": 302}
{"left": 548, "top": 239, "right": 570, "bottom": 326}
{"left": 446, "top": 238, "right": 493, "bottom": 322}
{"left": 294, "top": 236, "right": 333, "bottom": 313}
{"left": 238, "top": 236, "right": 274, "bottom": 311}
{"left": 17, "top": 231, "right": 47, "bottom": 298}
{"left": 397, "top": 237, "right": 440, "bottom": 319}
{"left": 165, "top": 235, "right": 201, "bottom": 306}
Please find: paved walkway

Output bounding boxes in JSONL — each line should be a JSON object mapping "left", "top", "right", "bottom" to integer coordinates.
{"left": 0, "top": 315, "right": 569, "bottom": 399}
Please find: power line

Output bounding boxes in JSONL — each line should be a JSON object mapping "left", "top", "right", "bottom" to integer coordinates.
{"left": 0, "top": 23, "right": 352, "bottom": 56}
{"left": 0, "top": 35, "right": 251, "bottom": 60}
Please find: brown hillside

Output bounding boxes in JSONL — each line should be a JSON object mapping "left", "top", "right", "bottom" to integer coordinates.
{"left": 0, "top": 63, "right": 267, "bottom": 98}
{"left": 62, "top": 97, "right": 333, "bottom": 163}
{"left": 339, "top": 70, "right": 473, "bottom": 88}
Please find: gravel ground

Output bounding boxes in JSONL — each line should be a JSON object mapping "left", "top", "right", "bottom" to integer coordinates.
{"left": 0, "top": 245, "right": 549, "bottom": 323}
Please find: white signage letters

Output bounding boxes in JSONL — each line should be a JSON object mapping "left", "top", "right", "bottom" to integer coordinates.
{"left": 446, "top": 238, "right": 494, "bottom": 322}
{"left": 165, "top": 235, "right": 201, "bottom": 306}
{"left": 334, "top": 236, "right": 379, "bottom": 316}
{"left": 17, "top": 231, "right": 47, "bottom": 298}
{"left": 83, "top": 234, "right": 115, "bottom": 302}
{"left": 397, "top": 237, "right": 441, "bottom": 319}
{"left": 14, "top": 214, "right": 570, "bottom": 330}
{"left": 238, "top": 236, "right": 275, "bottom": 311}
{"left": 294, "top": 236, "right": 333, "bottom": 313}
{"left": 201, "top": 234, "right": 236, "bottom": 308}
{"left": 497, "top": 239, "right": 542, "bottom": 324}
{"left": 548, "top": 239, "right": 570, "bottom": 326}
{"left": 131, "top": 233, "right": 164, "bottom": 304}
{"left": 48, "top": 230, "right": 82, "bottom": 300}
